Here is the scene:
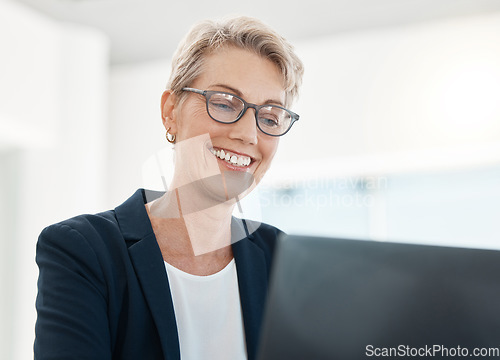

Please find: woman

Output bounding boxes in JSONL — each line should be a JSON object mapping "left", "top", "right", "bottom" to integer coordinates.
{"left": 34, "top": 16, "right": 303, "bottom": 360}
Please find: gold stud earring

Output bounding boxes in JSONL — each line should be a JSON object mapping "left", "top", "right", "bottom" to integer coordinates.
{"left": 166, "top": 127, "right": 176, "bottom": 143}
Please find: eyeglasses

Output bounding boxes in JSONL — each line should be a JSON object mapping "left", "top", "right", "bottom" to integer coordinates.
{"left": 182, "top": 87, "right": 299, "bottom": 137}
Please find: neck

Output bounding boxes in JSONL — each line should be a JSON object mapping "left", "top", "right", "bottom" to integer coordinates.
{"left": 147, "top": 188, "right": 236, "bottom": 257}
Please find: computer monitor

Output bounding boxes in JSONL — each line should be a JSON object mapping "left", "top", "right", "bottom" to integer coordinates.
{"left": 257, "top": 235, "right": 500, "bottom": 360}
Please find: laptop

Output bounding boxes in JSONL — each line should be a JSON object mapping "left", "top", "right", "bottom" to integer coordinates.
{"left": 257, "top": 235, "right": 500, "bottom": 360}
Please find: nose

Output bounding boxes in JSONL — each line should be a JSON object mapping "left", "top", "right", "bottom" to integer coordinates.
{"left": 227, "top": 108, "right": 258, "bottom": 144}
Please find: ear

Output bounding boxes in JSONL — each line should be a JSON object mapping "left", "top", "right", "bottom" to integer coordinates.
{"left": 160, "top": 90, "right": 178, "bottom": 134}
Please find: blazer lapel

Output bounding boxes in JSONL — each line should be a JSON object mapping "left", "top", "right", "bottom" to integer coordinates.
{"left": 115, "top": 189, "right": 180, "bottom": 360}
{"left": 232, "top": 218, "right": 269, "bottom": 360}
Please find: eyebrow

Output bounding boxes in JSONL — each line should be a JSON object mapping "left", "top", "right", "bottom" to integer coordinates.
{"left": 208, "top": 83, "right": 284, "bottom": 107}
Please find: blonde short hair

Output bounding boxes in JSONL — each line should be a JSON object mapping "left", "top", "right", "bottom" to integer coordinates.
{"left": 167, "top": 16, "right": 304, "bottom": 107}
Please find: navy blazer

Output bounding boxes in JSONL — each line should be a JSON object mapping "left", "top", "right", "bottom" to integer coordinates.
{"left": 34, "top": 189, "right": 280, "bottom": 360}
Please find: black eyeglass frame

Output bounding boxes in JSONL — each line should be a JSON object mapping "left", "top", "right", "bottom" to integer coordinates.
{"left": 182, "top": 87, "right": 299, "bottom": 137}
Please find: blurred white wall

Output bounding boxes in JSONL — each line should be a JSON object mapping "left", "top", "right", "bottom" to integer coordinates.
{"left": 108, "top": 60, "right": 170, "bottom": 203}
{"left": 267, "top": 14, "right": 500, "bottom": 248}
{"left": 0, "top": 1, "right": 108, "bottom": 358}
{"left": 271, "top": 13, "right": 500, "bottom": 181}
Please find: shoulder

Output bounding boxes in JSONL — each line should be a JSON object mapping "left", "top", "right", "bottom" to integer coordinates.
{"left": 36, "top": 209, "right": 129, "bottom": 279}
{"left": 38, "top": 188, "right": 158, "bottom": 253}
{"left": 38, "top": 210, "right": 120, "bottom": 250}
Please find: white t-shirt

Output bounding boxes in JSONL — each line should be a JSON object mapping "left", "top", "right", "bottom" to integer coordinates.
{"left": 165, "top": 259, "right": 247, "bottom": 360}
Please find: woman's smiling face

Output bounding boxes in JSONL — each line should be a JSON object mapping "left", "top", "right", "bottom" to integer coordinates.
{"left": 162, "top": 46, "right": 285, "bottom": 199}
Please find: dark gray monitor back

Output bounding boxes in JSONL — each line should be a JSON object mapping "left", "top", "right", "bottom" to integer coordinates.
{"left": 257, "top": 235, "right": 500, "bottom": 360}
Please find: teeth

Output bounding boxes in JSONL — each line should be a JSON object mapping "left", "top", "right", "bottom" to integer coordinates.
{"left": 210, "top": 148, "right": 252, "bottom": 167}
